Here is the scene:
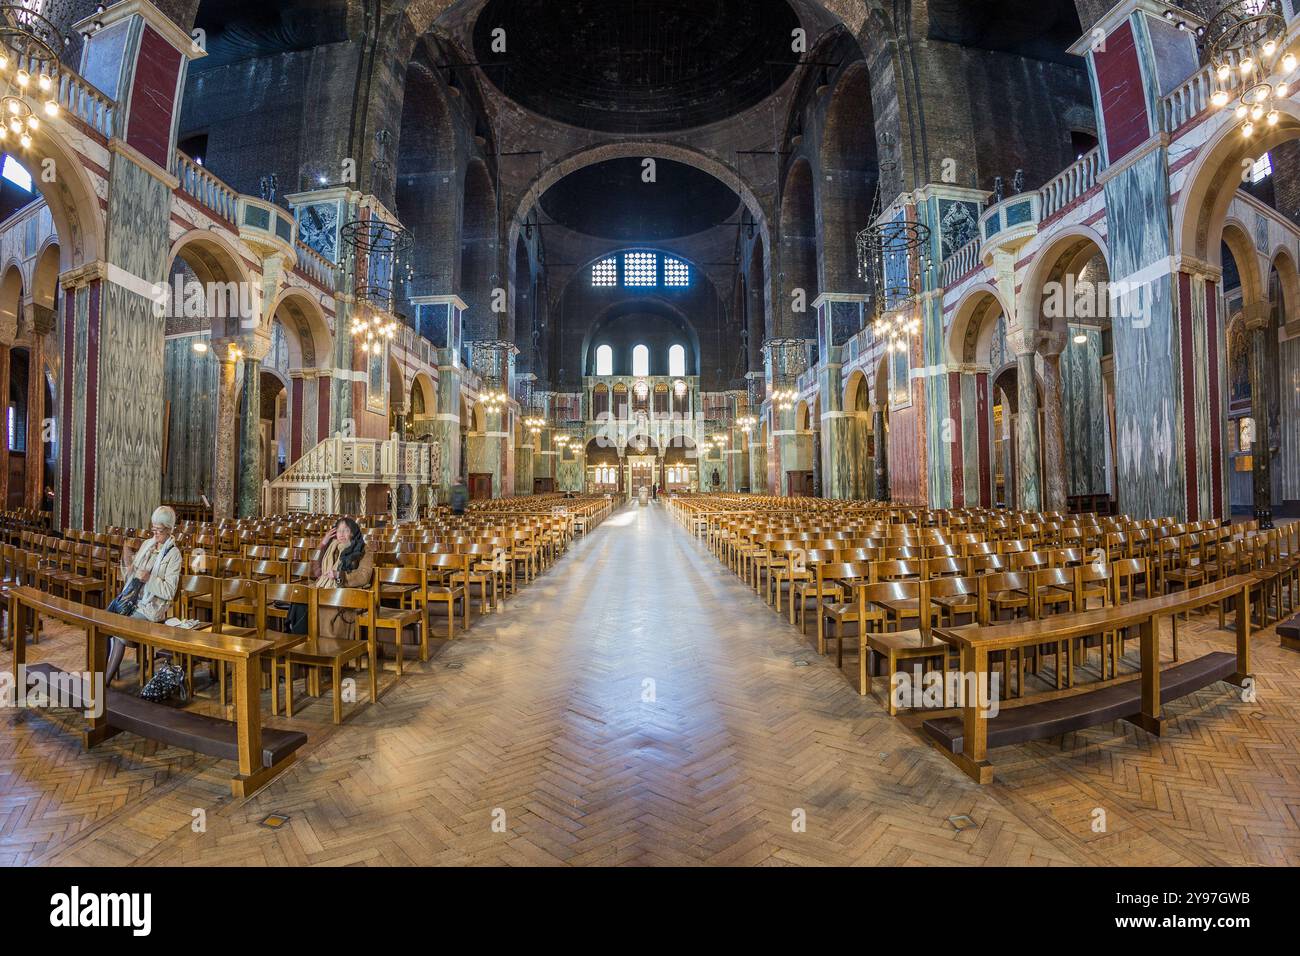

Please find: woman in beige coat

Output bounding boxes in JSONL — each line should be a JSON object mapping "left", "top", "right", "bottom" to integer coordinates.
{"left": 287, "top": 516, "right": 374, "bottom": 639}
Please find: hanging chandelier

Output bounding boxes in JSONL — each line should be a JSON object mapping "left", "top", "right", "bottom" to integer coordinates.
{"left": 340, "top": 217, "right": 414, "bottom": 312}
{"left": 349, "top": 311, "right": 399, "bottom": 355}
{"left": 856, "top": 185, "right": 931, "bottom": 353}
{"left": 736, "top": 414, "right": 758, "bottom": 437}
{"left": 0, "top": 1, "right": 71, "bottom": 147}
{"left": 1204, "top": 1, "right": 1292, "bottom": 137}
{"left": 764, "top": 337, "right": 807, "bottom": 412}
{"left": 469, "top": 340, "right": 511, "bottom": 414}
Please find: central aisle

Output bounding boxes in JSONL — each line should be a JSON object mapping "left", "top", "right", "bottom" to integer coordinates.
{"left": 123, "top": 502, "right": 1085, "bottom": 866}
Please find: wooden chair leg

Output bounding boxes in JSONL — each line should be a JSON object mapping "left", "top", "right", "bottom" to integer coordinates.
{"left": 332, "top": 662, "right": 342, "bottom": 724}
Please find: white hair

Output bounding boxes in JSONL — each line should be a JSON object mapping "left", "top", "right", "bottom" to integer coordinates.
{"left": 151, "top": 505, "right": 177, "bottom": 529}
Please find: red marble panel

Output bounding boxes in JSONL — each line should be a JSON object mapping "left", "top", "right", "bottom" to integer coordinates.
{"left": 126, "top": 27, "right": 182, "bottom": 169}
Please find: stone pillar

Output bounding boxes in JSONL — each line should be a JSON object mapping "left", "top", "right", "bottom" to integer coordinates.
{"left": 238, "top": 356, "right": 262, "bottom": 518}
{"left": 1015, "top": 347, "right": 1041, "bottom": 511}
{"left": 213, "top": 351, "right": 239, "bottom": 519}
{"left": 0, "top": 344, "right": 9, "bottom": 509}
{"left": 872, "top": 406, "right": 888, "bottom": 501}
{"left": 1039, "top": 337, "right": 1068, "bottom": 513}
{"left": 1245, "top": 301, "right": 1274, "bottom": 528}
{"left": 24, "top": 304, "right": 53, "bottom": 512}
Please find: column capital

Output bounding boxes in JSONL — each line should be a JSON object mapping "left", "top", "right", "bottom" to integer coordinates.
{"left": 1241, "top": 300, "right": 1271, "bottom": 331}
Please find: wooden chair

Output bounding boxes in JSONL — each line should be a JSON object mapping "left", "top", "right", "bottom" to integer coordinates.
{"left": 284, "top": 586, "right": 379, "bottom": 724}
{"left": 424, "top": 552, "right": 470, "bottom": 638}
{"left": 365, "top": 566, "right": 427, "bottom": 671}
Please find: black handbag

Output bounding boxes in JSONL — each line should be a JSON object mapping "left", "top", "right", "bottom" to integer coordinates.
{"left": 106, "top": 577, "right": 144, "bottom": 617}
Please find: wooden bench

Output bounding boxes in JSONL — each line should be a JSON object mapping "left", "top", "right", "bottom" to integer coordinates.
{"left": 1279, "top": 614, "right": 1300, "bottom": 652}
{"left": 921, "top": 575, "right": 1254, "bottom": 784}
{"left": 8, "top": 586, "right": 304, "bottom": 797}
{"left": 923, "top": 651, "right": 1237, "bottom": 754}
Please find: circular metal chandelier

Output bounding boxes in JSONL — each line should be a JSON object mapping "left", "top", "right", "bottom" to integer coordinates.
{"left": 1204, "top": 1, "right": 1293, "bottom": 137}
{"left": 736, "top": 414, "right": 758, "bottom": 436}
{"left": 856, "top": 192, "right": 931, "bottom": 354}
{"left": 469, "top": 340, "right": 511, "bottom": 414}
{"left": 764, "top": 337, "right": 807, "bottom": 412}
{"left": 340, "top": 218, "right": 414, "bottom": 311}
{"left": 0, "top": 1, "right": 71, "bottom": 148}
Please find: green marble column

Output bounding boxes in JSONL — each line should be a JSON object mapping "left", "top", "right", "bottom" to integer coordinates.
{"left": 1040, "top": 343, "right": 1067, "bottom": 513}
{"left": 1248, "top": 309, "right": 1274, "bottom": 527}
{"left": 213, "top": 355, "right": 239, "bottom": 519}
{"left": 238, "top": 356, "right": 262, "bottom": 518}
{"left": 872, "top": 407, "right": 888, "bottom": 501}
{"left": 1016, "top": 350, "right": 1041, "bottom": 511}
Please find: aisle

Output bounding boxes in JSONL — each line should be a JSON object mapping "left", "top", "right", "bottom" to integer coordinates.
{"left": 125, "top": 501, "right": 1082, "bottom": 865}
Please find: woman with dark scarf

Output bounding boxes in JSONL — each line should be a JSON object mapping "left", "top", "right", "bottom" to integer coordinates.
{"left": 286, "top": 517, "right": 373, "bottom": 637}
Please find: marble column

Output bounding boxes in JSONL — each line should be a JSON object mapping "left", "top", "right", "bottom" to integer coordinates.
{"left": 1040, "top": 340, "right": 1068, "bottom": 513}
{"left": 25, "top": 305, "right": 54, "bottom": 512}
{"left": 1016, "top": 349, "right": 1041, "bottom": 511}
{"left": 872, "top": 406, "right": 888, "bottom": 501}
{"left": 0, "top": 344, "right": 9, "bottom": 510}
{"left": 1246, "top": 304, "right": 1274, "bottom": 528}
{"left": 238, "top": 356, "right": 262, "bottom": 518}
{"left": 749, "top": 439, "right": 767, "bottom": 493}
{"left": 213, "top": 355, "right": 239, "bottom": 519}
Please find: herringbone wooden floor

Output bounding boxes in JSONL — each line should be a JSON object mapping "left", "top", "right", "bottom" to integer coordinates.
{"left": 3, "top": 503, "right": 1298, "bottom": 866}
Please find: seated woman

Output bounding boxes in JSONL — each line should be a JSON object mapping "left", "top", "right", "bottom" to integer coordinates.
{"left": 106, "top": 506, "right": 183, "bottom": 682}
{"left": 287, "top": 516, "right": 373, "bottom": 637}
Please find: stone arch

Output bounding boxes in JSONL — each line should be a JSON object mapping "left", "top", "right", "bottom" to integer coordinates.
{"left": 778, "top": 157, "right": 818, "bottom": 339}
{"left": 23, "top": 123, "right": 105, "bottom": 274}
{"left": 267, "top": 288, "right": 331, "bottom": 371}
{"left": 844, "top": 367, "right": 870, "bottom": 411}
{"left": 1270, "top": 247, "right": 1300, "bottom": 328}
{"left": 459, "top": 157, "right": 498, "bottom": 339}
{"left": 31, "top": 241, "right": 61, "bottom": 312}
{"left": 0, "top": 265, "right": 23, "bottom": 343}
{"left": 818, "top": 60, "right": 876, "bottom": 294}
{"left": 410, "top": 370, "right": 437, "bottom": 417}
{"left": 1176, "top": 98, "right": 1300, "bottom": 264}
{"left": 1221, "top": 218, "right": 1265, "bottom": 308}
{"left": 946, "top": 283, "right": 1010, "bottom": 367}
{"left": 1016, "top": 225, "right": 1109, "bottom": 340}
{"left": 504, "top": 141, "right": 773, "bottom": 268}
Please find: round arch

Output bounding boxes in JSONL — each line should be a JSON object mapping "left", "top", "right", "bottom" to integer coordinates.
{"left": 167, "top": 229, "right": 255, "bottom": 288}
{"left": 0, "top": 265, "right": 23, "bottom": 341}
{"left": 1270, "top": 247, "right": 1300, "bottom": 327}
{"left": 843, "top": 367, "right": 870, "bottom": 411}
{"left": 505, "top": 141, "right": 773, "bottom": 268}
{"left": 31, "top": 241, "right": 61, "bottom": 311}
{"left": 818, "top": 60, "right": 875, "bottom": 294}
{"left": 460, "top": 158, "right": 498, "bottom": 337}
{"left": 1176, "top": 99, "right": 1300, "bottom": 263}
{"left": 1016, "top": 225, "right": 1109, "bottom": 339}
{"left": 946, "top": 282, "right": 1010, "bottom": 367}
{"left": 268, "top": 288, "right": 331, "bottom": 370}
{"left": 778, "top": 157, "right": 818, "bottom": 339}
{"left": 23, "top": 124, "right": 104, "bottom": 274}
{"left": 579, "top": 295, "right": 703, "bottom": 378}
{"left": 1222, "top": 218, "right": 1265, "bottom": 308}
{"left": 410, "top": 370, "right": 437, "bottom": 417}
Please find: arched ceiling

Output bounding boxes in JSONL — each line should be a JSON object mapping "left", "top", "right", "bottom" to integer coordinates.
{"left": 471, "top": 0, "right": 802, "bottom": 133}
{"left": 539, "top": 158, "right": 740, "bottom": 241}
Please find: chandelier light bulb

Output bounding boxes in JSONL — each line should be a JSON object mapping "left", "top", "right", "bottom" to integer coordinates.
{"left": 16, "top": 70, "right": 28, "bottom": 87}
{"left": 1073, "top": 331, "right": 1088, "bottom": 345}
{"left": 38, "top": 73, "right": 50, "bottom": 91}
{"left": 9, "top": 119, "right": 20, "bottom": 134}
{"left": 1251, "top": 104, "right": 1264, "bottom": 121}
{"left": 1285, "top": 53, "right": 1297, "bottom": 73}
{"left": 0, "top": 55, "right": 7, "bottom": 71}
{"left": 1217, "top": 63, "right": 1231, "bottom": 81}
{"left": 1268, "top": 110, "right": 1280, "bottom": 126}
{"left": 1236, "top": 103, "right": 1249, "bottom": 119}
{"left": 1263, "top": 40, "right": 1277, "bottom": 58}
{"left": 1243, "top": 121, "right": 1255, "bottom": 137}
{"left": 1212, "top": 90, "right": 1229, "bottom": 107}
{"left": 44, "top": 100, "right": 57, "bottom": 117}
{"left": 1240, "top": 57, "right": 1254, "bottom": 75}
{"left": 1277, "top": 83, "right": 1289, "bottom": 98}
{"left": 26, "top": 116, "right": 37, "bottom": 131}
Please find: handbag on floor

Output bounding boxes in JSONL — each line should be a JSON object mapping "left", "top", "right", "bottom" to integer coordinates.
{"left": 139, "top": 661, "right": 187, "bottom": 703}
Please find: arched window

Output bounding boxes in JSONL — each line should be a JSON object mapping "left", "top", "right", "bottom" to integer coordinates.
{"left": 595, "top": 344, "right": 613, "bottom": 376}
{"left": 632, "top": 343, "right": 649, "bottom": 377}
{"left": 668, "top": 343, "right": 686, "bottom": 377}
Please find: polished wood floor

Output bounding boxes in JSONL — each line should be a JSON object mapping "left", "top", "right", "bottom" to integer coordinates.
{"left": 2, "top": 503, "right": 1298, "bottom": 866}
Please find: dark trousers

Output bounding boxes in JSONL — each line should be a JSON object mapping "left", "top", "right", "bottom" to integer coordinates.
{"left": 287, "top": 602, "right": 308, "bottom": 634}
